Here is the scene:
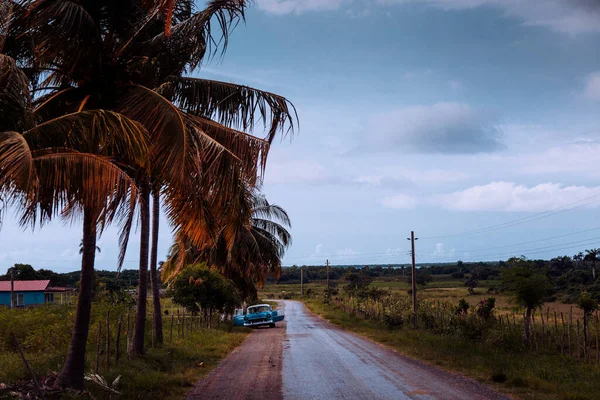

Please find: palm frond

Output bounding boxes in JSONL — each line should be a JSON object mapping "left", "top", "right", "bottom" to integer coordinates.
{"left": 0, "top": 54, "right": 34, "bottom": 132}
{"left": 165, "top": 76, "right": 297, "bottom": 142}
{"left": 23, "top": 109, "right": 149, "bottom": 168}
{"left": 0, "top": 130, "right": 34, "bottom": 198}
{"left": 117, "top": 84, "right": 190, "bottom": 182}
{"left": 146, "top": 0, "right": 249, "bottom": 71}
{"left": 184, "top": 114, "right": 268, "bottom": 181}
{"left": 24, "top": 0, "right": 100, "bottom": 83}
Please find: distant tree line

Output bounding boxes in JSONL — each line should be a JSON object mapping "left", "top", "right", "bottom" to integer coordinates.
{"left": 0, "top": 264, "right": 147, "bottom": 290}
{"left": 275, "top": 251, "right": 600, "bottom": 303}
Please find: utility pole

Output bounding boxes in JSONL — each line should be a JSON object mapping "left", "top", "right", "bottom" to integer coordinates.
{"left": 407, "top": 231, "right": 418, "bottom": 327}
{"left": 300, "top": 266, "right": 304, "bottom": 297}
{"left": 10, "top": 269, "right": 14, "bottom": 309}
{"left": 326, "top": 259, "right": 330, "bottom": 295}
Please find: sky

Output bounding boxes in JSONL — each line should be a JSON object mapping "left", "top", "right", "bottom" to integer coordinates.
{"left": 2, "top": 0, "right": 600, "bottom": 272}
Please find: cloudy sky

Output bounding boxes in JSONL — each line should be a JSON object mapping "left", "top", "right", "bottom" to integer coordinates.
{"left": 2, "top": 0, "right": 600, "bottom": 272}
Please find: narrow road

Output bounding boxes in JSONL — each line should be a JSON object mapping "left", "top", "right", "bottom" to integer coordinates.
{"left": 189, "top": 300, "right": 508, "bottom": 400}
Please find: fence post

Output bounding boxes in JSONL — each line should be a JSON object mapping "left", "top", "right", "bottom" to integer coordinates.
{"left": 95, "top": 322, "right": 102, "bottom": 373}
{"left": 561, "top": 312, "right": 566, "bottom": 356}
{"left": 106, "top": 310, "right": 110, "bottom": 371}
{"left": 115, "top": 313, "right": 123, "bottom": 364}
{"left": 595, "top": 311, "right": 600, "bottom": 365}
{"left": 532, "top": 311, "right": 538, "bottom": 350}
{"left": 577, "top": 318, "right": 581, "bottom": 359}
{"left": 554, "top": 310, "right": 559, "bottom": 350}
{"left": 170, "top": 313, "right": 174, "bottom": 342}
{"left": 568, "top": 308, "right": 573, "bottom": 357}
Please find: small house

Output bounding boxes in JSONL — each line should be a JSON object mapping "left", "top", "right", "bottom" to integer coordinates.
{"left": 0, "top": 280, "right": 74, "bottom": 307}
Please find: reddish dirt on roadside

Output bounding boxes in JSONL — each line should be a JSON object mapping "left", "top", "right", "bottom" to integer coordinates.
{"left": 186, "top": 305, "right": 285, "bottom": 400}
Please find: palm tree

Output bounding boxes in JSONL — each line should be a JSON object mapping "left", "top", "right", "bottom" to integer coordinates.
{"left": 9, "top": 0, "right": 297, "bottom": 355}
{"left": 162, "top": 186, "right": 292, "bottom": 299}
{"left": 584, "top": 249, "right": 599, "bottom": 280}
{"left": 0, "top": 52, "right": 148, "bottom": 389}
{"left": 79, "top": 240, "right": 101, "bottom": 255}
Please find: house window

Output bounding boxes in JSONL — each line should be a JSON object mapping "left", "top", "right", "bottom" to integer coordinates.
{"left": 12, "top": 293, "right": 24, "bottom": 307}
{"left": 44, "top": 293, "right": 54, "bottom": 304}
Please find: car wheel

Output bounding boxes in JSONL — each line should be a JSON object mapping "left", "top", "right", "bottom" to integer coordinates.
{"left": 269, "top": 323, "right": 275, "bottom": 328}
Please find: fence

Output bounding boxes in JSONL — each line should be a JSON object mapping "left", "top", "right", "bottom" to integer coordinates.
{"left": 324, "top": 292, "right": 600, "bottom": 364}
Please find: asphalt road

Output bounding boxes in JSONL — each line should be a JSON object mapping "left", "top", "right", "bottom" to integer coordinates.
{"left": 189, "top": 300, "right": 509, "bottom": 400}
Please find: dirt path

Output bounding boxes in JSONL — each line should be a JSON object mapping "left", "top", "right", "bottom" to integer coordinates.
{"left": 188, "top": 300, "right": 508, "bottom": 400}
{"left": 186, "top": 302, "right": 286, "bottom": 400}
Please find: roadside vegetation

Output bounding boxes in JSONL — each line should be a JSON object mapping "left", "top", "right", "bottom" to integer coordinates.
{"left": 263, "top": 257, "right": 600, "bottom": 400}
{"left": 0, "top": 301, "right": 250, "bottom": 399}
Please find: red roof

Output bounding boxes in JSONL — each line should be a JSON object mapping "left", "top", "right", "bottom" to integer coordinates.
{"left": 0, "top": 280, "right": 50, "bottom": 292}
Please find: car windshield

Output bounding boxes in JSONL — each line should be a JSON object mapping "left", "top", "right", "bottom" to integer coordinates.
{"left": 248, "top": 306, "right": 270, "bottom": 314}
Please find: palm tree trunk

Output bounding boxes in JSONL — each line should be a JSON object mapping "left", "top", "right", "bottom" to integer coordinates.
{"left": 133, "top": 181, "right": 150, "bottom": 356}
{"left": 150, "top": 190, "right": 163, "bottom": 345}
{"left": 56, "top": 209, "right": 97, "bottom": 389}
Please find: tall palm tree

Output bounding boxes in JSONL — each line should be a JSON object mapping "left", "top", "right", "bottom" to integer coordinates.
{"left": 161, "top": 186, "right": 292, "bottom": 298}
{"left": 584, "top": 249, "right": 599, "bottom": 280}
{"left": 9, "top": 0, "right": 296, "bottom": 355}
{"left": 0, "top": 53, "right": 148, "bottom": 389}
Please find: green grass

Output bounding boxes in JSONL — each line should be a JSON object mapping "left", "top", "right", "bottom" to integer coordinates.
{"left": 302, "top": 299, "right": 600, "bottom": 400}
{"left": 0, "top": 301, "right": 250, "bottom": 399}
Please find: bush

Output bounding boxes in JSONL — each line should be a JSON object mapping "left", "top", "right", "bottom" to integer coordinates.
{"left": 383, "top": 313, "right": 405, "bottom": 330}
{"left": 455, "top": 299, "right": 469, "bottom": 315}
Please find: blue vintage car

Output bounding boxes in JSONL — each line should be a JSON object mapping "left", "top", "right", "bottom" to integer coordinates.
{"left": 234, "top": 304, "right": 284, "bottom": 328}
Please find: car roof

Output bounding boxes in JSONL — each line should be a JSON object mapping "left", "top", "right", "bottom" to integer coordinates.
{"left": 248, "top": 304, "right": 271, "bottom": 308}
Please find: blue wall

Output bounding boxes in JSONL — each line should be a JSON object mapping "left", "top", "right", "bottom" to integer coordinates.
{"left": 0, "top": 291, "right": 46, "bottom": 306}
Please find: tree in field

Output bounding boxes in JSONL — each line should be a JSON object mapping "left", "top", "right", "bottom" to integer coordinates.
{"left": 161, "top": 187, "right": 292, "bottom": 300}
{"left": 464, "top": 277, "right": 478, "bottom": 295}
{"left": 577, "top": 291, "right": 598, "bottom": 353}
{"left": 344, "top": 270, "right": 373, "bottom": 294}
{"left": 0, "top": 49, "right": 147, "bottom": 388}
{"left": 4, "top": 264, "right": 39, "bottom": 280}
{"left": 168, "top": 264, "right": 240, "bottom": 324}
{"left": 584, "top": 249, "right": 599, "bottom": 280}
{"left": 8, "top": 0, "right": 296, "bottom": 358}
{"left": 502, "top": 265, "right": 551, "bottom": 343}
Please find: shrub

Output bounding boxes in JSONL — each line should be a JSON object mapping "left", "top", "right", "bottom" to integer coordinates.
{"left": 455, "top": 299, "right": 469, "bottom": 315}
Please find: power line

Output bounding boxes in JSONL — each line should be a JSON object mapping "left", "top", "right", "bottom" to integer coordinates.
{"left": 420, "top": 193, "right": 600, "bottom": 240}
{"left": 432, "top": 226, "right": 600, "bottom": 256}
{"left": 429, "top": 236, "right": 600, "bottom": 261}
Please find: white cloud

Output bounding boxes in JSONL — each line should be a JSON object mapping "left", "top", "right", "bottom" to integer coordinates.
{"left": 432, "top": 181, "right": 600, "bottom": 212}
{"left": 378, "top": 0, "right": 600, "bottom": 34}
{"left": 256, "top": 0, "right": 600, "bottom": 34}
{"left": 367, "top": 102, "right": 503, "bottom": 154}
{"left": 380, "top": 194, "right": 418, "bottom": 209}
{"left": 256, "top": 0, "right": 348, "bottom": 14}
{"left": 584, "top": 72, "right": 600, "bottom": 101}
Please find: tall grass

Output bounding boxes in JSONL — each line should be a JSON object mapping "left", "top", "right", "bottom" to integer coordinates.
{"left": 0, "top": 302, "right": 249, "bottom": 398}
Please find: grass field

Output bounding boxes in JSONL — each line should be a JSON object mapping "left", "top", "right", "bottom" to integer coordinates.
{"left": 0, "top": 300, "right": 250, "bottom": 399}
{"left": 262, "top": 277, "right": 587, "bottom": 318}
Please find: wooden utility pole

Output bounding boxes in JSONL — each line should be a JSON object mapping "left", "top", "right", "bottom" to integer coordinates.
{"left": 408, "top": 231, "right": 418, "bottom": 327}
{"left": 300, "top": 266, "right": 304, "bottom": 297}
{"left": 10, "top": 269, "right": 14, "bottom": 309}
{"left": 326, "top": 259, "right": 330, "bottom": 295}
